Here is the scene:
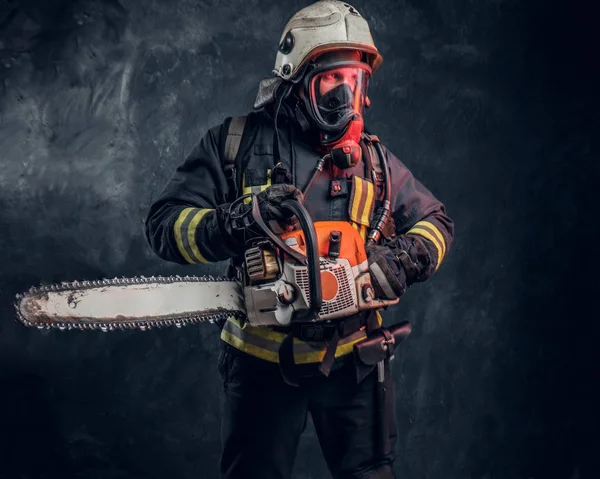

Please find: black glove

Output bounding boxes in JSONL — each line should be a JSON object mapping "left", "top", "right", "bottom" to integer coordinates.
{"left": 216, "top": 184, "right": 304, "bottom": 248}
{"left": 384, "top": 234, "right": 433, "bottom": 284}
{"left": 366, "top": 244, "right": 407, "bottom": 300}
{"left": 253, "top": 184, "right": 304, "bottom": 234}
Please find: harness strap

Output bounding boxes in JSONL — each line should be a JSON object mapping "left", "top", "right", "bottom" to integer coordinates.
{"left": 319, "top": 309, "right": 380, "bottom": 378}
{"left": 361, "top": 132, "right": 396, "bottom": 241}
{"left": 362, "top": 132, "right": 384, "bottom": 200}
{"left": 277, "top": 312, "right": 377, "bottom": 385}
{"left": 224, "top": 116, "right": 247, "bottom": 164}
{"left": 318, "top": 328, "right": 341, "bottom": 378}
{"left": 222, "top": 116, "right": 247, "bottom": 200}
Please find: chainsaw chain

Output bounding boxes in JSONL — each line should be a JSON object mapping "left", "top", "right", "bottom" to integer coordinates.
{"left": 14, "top": 275, "right": 245, "bottom": 332}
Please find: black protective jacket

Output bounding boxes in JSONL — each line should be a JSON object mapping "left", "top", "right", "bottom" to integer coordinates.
{"left": 145, "top": 109, "right": 454, "bottom": 364}
{"left": 146, "top": 109, "right": 453, "bottom": 272}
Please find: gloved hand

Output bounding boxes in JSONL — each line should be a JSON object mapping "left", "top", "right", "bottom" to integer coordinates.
{"left": 216, "top": 184, "right": 304, "bottom": 247}
{"left": 253, "top": 184, "right": 304, "bottom": 234}
{"left": 366, "top": 244, "right": 407, "bottom": 300}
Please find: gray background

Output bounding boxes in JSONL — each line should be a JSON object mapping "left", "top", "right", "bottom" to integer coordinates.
{"left": 0, "top": 0, "right": 596, "bottom": 478}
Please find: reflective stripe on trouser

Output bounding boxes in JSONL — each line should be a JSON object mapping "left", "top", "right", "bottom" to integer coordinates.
{"left": 173, "top": 207, "right": 213, "bottom": 263}
{"left": 220, "top": 315, "right": 382, "bottom": 364}
{"left": 348, "top": 176, "right": 375, "bottom": 241}
{"left": 407, "top": 220, "right": 447, "bottom": 269}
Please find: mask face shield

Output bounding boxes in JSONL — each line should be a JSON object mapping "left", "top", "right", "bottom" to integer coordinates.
{"left": 304, "top": 61, "right": 371, "bottom": 134}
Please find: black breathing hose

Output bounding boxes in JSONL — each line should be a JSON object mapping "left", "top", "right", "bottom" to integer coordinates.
{"left": 367, "top": 141, "right": 392, "bottom": 246}
{"left": 302, "top": 154, "right": 329, "bottom": 198}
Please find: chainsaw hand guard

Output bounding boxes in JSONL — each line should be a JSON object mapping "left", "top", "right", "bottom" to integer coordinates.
{"left": 247, "top": 196, "right": 323, "bottom": 323}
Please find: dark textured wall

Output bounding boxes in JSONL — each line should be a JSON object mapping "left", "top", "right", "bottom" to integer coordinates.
{"left": 0, "top": 0, "right": 596, "bottom": 478}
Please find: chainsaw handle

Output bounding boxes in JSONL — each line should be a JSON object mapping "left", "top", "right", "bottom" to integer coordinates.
{"left": 250, "top": 196, "right": 308, "bottom": 265}
{"left": 280, "top": 199, "right": 322, "bottom": 321}
{"left": 249, "top": 195, "right": 322, "bottom": 321}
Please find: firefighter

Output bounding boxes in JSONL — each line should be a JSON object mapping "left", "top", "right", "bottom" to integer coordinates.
{"left": 145, "top": 1, "right": 454, "bottom": 478}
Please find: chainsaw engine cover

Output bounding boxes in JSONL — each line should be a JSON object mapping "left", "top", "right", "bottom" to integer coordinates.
{"left": 244, "top": 221, "right": 397, "bottom": 327}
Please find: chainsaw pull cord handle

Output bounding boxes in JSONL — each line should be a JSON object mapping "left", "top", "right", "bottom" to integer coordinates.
{"left": 366, "top": 140, "right": 392, "bottom": 246}
{"left": 280, "top": 199, "right": 323, "bottom": 321}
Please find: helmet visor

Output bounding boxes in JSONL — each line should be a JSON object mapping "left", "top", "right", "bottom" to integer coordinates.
{"left": 307, "top": 64, "right": 370, "bottom": 131}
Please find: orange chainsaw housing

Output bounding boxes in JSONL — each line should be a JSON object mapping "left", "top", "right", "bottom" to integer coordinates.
{"left": 280, "top": 221, "right": 368, "bottom": 268}
{"left": 279, "top": 221, "right": 369, "bottom": 313}
{"left": 242, "top": 220, "right": 399, "bottom": 327}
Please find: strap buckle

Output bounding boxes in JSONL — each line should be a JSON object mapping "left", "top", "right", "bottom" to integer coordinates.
{"left": 299, "top": 323, "right": 334, "bottom": 342}
{"left": 380, "top": 328, "right": 396, "bottom": 360}
{"left": 296, "top": 315, "right": 366, "bottom": 342}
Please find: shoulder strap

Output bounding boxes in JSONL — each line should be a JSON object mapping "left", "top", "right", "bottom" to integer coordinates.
{"left": 361, "top": 132, "right": 384, "bottom": 200}
{"left": 221, "top": 115, "right": 248, "bottom": 200}
{"left": 362, "top": 131, "right": 396, "bottom": 241}
{"left": 224, "top": 116, "right": 247, "bottom": 166}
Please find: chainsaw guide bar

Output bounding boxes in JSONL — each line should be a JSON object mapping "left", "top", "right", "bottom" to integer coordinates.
{"left": 15, "top": 275, "right": 246, "bottom": 332}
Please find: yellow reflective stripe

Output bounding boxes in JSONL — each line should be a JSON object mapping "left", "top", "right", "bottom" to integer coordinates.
{"left": 174, "top": 208, "right": 196, "bottom": 264}
{"left": 294, "top": 333, "right": 366, "bottom": 364}
{"left": 360, "top": 179, "right": 374, "bottom": 225}
{"left": 228, "top": 316, "right": 287, "bottom": 342}
{"left": 413, "top": 220, "right": 446, "bottom": 258}
{"left": 350, "top": 223, "right": 367, "bottom": 241}
{"left": 221, "top": 317, "right": 370, "bottom": 364}
{"left": 352, "top": 223, "right": 365, "bottom": 241}
{"left": 173, "top": 207, "right": 213, "bottom": 264}
{"left": 221, "top": 329, "right": 279, "bottom": 362}
{"left": 187, "top": 209, "right": 212, "bottom": 263}
{"left": 258, "top": 179, "right": 271, "bottom": 193}
{"left": 242, "top": 169, "right": 271, "bottom": 204}
{"left": 349, "top": 177, "right": 374, "bottom": 237}
{"left": 350, "top": 176, "right": 363, "bottom": 222}
{"left": 408, "top": 228, "right": 444, "bottom": 269}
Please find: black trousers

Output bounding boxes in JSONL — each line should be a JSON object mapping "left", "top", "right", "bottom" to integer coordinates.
{"left": 218, "top": 344, "right": 397, "bottom": 479}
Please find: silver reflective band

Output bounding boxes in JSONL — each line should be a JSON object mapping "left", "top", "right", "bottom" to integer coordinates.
{"left": 369, "top": 262, "right": 397, "bottom": 300}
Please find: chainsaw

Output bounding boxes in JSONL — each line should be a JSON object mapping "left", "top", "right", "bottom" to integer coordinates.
{"left": 15, "top": 197, "right": 399, "bottom": 332}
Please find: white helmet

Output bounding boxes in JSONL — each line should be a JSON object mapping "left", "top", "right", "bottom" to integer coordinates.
{"left": 254, "top": 0, "right": 382, "bottom": 109}
{"left": 274, "top": 0, "right": 382, "bottom": 80}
